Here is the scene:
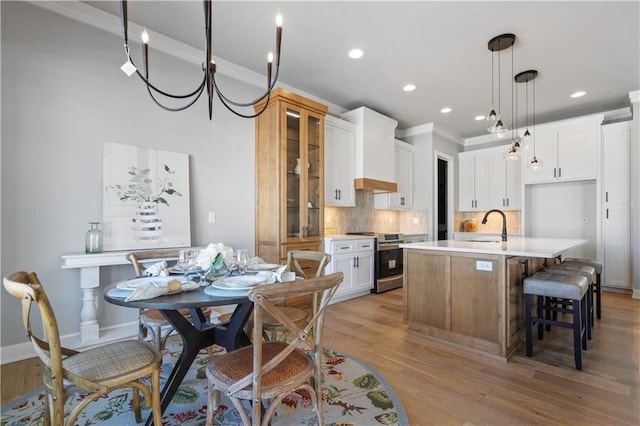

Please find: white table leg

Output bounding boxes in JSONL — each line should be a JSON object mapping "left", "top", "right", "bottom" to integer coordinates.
{"left": 79, "top": 266, "right": 100, "bottom": 342}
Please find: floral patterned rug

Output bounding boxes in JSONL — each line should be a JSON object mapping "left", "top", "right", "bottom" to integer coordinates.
{"left": 2, "top": 342, "right": 408, "bottom": 425}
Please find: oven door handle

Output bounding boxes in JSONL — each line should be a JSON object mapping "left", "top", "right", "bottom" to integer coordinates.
{"left": 378, "top": 243, "right": 402, "bottom": 250}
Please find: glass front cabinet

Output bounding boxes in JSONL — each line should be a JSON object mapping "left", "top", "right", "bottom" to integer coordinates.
{"left": 255, "top": 88, "right": 328, "bottom": 263}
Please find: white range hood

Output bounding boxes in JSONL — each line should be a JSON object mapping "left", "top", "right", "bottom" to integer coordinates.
{"left": 341, "top": 107, "right": 398, "bottom": 192}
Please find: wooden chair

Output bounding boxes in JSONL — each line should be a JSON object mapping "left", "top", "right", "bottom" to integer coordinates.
{"left": 205, "top": 272, "right": 344, "bottom": 426}
{"left": 262, "top": 251, "right": 332, "bottom": 341}
{"left": 3, "top": 271, "right": 163, "bottom": 425}
{"left": 127, "top": 249, "right": 212, "bottom": 350}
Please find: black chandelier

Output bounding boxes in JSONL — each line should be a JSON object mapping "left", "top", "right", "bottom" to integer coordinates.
{"left": 119, "top": 0, "right": 282, "bottom": 120}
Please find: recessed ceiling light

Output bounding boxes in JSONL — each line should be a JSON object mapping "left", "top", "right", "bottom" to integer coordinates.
{"left": 571, "top": 91, "right": 586, "bottom": 98}
{"left": 403, "top": 84, "right": 416, "bottom": 92}
{"left": 474, "top": 115, "right": 486, "bottom": 121}
{"left": 440, "top": 107, "right": 452, "bottom": 114}
{"left": 348, "top": 48, "right": 364, "bottom": 59}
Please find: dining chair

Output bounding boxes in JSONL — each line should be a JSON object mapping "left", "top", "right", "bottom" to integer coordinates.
{"left": 3, "top": 271, "right": 163, "bottom": 426}
{"left": 262, "top": 250, "right": 332, "bottom": 341}
{"left": 205, "top": 271, "right": 344, "bottom": 426}
{"left": 127, "top": 249, "right": 212, "bottom": 350}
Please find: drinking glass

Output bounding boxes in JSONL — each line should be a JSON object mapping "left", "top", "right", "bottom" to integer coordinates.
{"left": 235, "top": 249, "right": 250, "bottom": 275}
{"left": 178, "top": 249, "right": 197, "bottom": 277}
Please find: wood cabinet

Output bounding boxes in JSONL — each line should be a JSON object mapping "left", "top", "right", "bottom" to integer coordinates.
{"left": 374, "top": 140, "right": 414, "bottom": 210}
{"left": 324, "top": 115, "right": 356, "bottom": 207}
{"left": 602, "top": 121, "right": 631, "bottom": 289}
{"left": 458, "top": 150, "right": 490, "bottom": 211}
{"left": 254, "top": 88, "right": 328, "bottom": 263}
{"left": 404, "top": 249, "right": 536, "bottom": 359}
{"left": 324, "top": 238, "right": 375, "bottom": 302}
{"left": 523, "top": 119, "right": 600, "bottom": 184}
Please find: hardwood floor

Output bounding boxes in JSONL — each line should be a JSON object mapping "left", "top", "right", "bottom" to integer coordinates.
{"left": 2, "top": 290, "right": 639, "bottom": 425}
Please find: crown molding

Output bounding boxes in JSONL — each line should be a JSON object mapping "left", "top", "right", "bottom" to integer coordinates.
{"left": 396, "top": 123, "right": 464, "bottom": 145}
{"left": 630, "top": 90, "right": 640, "bottom": 104}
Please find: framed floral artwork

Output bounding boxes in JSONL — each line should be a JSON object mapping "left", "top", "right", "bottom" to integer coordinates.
{"left": 102, "top": 142, "right": 191, "bottom": 251}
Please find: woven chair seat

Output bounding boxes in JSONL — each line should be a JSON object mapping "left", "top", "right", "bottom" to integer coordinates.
{"left": 63, "top": 340, "right": 159, "bottom": 385}
{"left": 209, "top": 341, "right": 312, "bottom": 390}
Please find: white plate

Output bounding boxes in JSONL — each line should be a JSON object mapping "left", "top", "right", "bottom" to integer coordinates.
{"left": 221, "top": 275, "right": 266, "bottom": 287}
{"left": 116, "top": 276, "right": 186, "bottom": 291}
{"left": 204, "top": 285, "right": 248, "bottom": 297}
{"left": 167, "top": 265, "right": 204, "bottom": 275}
{"left": 246, "top": 263, "right": 282, "bottom": 272}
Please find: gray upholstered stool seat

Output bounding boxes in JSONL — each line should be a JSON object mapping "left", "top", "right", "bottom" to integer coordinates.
{"left": 562, "top": 257, "right": 603, "bottom": 320}
{"left": 524, "top": 271, "right": 589, "bottom": 370}
{"left": 545, "top": 264, "right": 595, "bottom": 338}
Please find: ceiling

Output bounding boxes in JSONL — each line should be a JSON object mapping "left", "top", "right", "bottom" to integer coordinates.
{"left": 85, "top": 1, "right": 639, "bottom": 139}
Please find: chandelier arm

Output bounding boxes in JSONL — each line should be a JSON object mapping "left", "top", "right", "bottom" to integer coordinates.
{"left": 128, "top": 57, "right": 207, "bottom": 99}
{"left": 211, "top": 66, "right": 280, "bottom": 108}
{"left": 145, "top": 81, "right": 207, "bottom": 112}
{"left": 215, "top": 90, "right": 272, "bottom": 119}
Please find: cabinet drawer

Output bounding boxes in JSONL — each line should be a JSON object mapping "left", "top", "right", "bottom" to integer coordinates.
{"left": 356, "top": 240, "right": 375, "bottom": 251}
{"left": 330, "top": 240, "right": 356, "bottom": 254}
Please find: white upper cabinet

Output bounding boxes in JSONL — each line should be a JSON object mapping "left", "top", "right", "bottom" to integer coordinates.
{"left": 374, "top": 140, "right": 414, "bottom": 210}
{"left": 488, "top": 146, "right": 521, "bottom": 210}
{"left": 324, "top": 115, "right": 356, "bottom": 207}
{"left": 523, "top": 118, "right": 600, "bottom": 184}
{"left": 458, "top": 150, "right": 490, "bottom": 211}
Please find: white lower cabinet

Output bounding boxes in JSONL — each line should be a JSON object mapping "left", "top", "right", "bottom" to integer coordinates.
{"left": 324, "top": 237, "right": 375, "bottom": 302}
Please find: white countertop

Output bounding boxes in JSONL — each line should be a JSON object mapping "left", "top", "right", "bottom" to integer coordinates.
{"left": 400, "top": 237, "right": 588, "bottom": 258}
{"left": 324, "top": 234, "right": 376, "bottom": 241}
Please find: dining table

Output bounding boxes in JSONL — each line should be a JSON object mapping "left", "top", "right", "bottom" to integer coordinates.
{"left": 103, "top": 278, "right": 254, "bottom": 425}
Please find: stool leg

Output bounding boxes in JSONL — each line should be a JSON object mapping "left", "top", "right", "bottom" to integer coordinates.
{"left": 525, "top": 294, "right": 533, "bottom": 357}
{"left": 572, "top": 299, "right": 583, "bottom": 370}
{"left": 582, "top": 295, "right": 588, "bottom": 351}
{"left": 537, "top": 295, "right": 544, "bottom": 340}
{"left": 595, "top": 273, "right": 601, "bottom": 320}
{"left": 587, "top": 284, "right": 593, "bottom": 340}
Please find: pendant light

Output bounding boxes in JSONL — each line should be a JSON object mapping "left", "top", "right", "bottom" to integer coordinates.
{"left": 504, "top": 42, "right": 520, "bottom": 161}
{"left": 486, "top": 34, "right": 515, "bottom": 136}
{"left": 515, "top": 70, "right": 541, "bottom": 170}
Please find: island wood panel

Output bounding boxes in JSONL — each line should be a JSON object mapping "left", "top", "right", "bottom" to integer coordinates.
{"left": 506, "top": 257, "right": 527, "bottom": 352}
{"left": 404, "top": 250, "right": 449, "bottom": 329}
{"left": 450, "top": 255, "right": 501, "bottom": 343}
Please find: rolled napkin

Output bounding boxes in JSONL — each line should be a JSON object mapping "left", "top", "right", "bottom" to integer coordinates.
{"left": 274, "top": 264, "right": 288, "bottom": 282}
{"left": 125, "top": 279, "right": 199, "bottom": 302}
{"left": 144, "top": 261, "right": 169, "bottom": 277}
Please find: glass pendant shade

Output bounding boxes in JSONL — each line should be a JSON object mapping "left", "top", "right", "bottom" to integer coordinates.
{"left": 528, "top": 155, "right": 542, "bottom": 170}
{"left": 503, "top": 143, "right": 520, "bottom": 161}
{"left": 486, "top": 108, "right": 499, "bottom": 132}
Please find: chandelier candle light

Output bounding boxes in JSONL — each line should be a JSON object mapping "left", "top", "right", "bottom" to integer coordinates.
{"left": 486, "top": 33, "right": 515, "bottom": 137}
{"left": 119, "top": 0, "right": 283, "bottom": 119}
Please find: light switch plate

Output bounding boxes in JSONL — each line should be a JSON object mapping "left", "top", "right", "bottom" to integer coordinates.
{"left": 476, "top": 261, "right": 493, "bottom": 271}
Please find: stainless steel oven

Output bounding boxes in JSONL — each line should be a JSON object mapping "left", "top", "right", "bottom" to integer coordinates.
{"left": 374, "top": 233, "right": 405, "bottom": 293}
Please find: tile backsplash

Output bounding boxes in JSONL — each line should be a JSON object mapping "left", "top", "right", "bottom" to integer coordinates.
{"left": 324, "top": 190, "right": 428, "bottom": 235}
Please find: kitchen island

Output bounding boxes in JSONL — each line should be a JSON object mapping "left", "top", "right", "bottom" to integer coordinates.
{"left": 400, "top": 237, "right": 587, "bottom": 360}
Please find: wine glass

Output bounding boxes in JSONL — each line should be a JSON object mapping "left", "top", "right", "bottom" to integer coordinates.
{"left": 178, "top": 249, "right": 197, "bottom": 277}
{"left": 235, "top": 249, "right": 250, "bottom": 275}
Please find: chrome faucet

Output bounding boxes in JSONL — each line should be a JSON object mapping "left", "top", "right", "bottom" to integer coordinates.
{"left": 481, "top": 209, "right": 508, "bottom": 242}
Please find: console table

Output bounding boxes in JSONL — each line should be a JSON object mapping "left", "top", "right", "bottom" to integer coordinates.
{"left": 60, "top": 249, "right": 180, "bottom": 342}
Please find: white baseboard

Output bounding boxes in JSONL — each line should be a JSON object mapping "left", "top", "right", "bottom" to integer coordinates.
{"left": 633, "top": 288, "right": 640, "bottom": 299}
{"left": 1, "top": 321, "right": 138, "bottom": 365}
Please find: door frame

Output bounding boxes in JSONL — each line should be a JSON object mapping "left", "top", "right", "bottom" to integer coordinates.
{"left": 434, "top": 151, "right": 454, "bottom": 241}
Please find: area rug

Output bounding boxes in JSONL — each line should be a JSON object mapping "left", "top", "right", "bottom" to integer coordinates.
{"left": 2, "top": 342, "right": 408, "bottom": 425}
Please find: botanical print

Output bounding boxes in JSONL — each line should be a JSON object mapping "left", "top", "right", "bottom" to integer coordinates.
{"left": 102, "top": 142, "right": 191, "bottom": 251}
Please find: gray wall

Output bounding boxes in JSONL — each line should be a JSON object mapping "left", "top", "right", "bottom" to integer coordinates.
{"left": 1, "top": 2, "right": 259, "bottom": 346}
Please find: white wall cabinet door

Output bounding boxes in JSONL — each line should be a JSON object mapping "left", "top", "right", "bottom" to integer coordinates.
{"left": 374, "top": 140, "right": 414, "bottom": 210}
{"left": 523, "top": 128, "right": 557, "bottom": 183}
{"left": 324, "top": 116, "right": 356, "bottom": 207}
{"left": 458, "top": 151, "right": 490, "bottom": 211}
{"left": 489, "top": 150, "right": 521, "bottom": 211}
{"left": 602, "top": 121, "right": 632, "bottom": 289}
{"left": 353, "top": 250, "right": 375, "bottom": 291}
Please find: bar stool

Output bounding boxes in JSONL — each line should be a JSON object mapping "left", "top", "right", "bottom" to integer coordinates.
{"left": 544, "top": 263, "right": 595, "bottom": 339}
{"left": 524, "top": 271, "right": 589, "bottom": 370}
{"left": 562, "top": 258, "right": 603, "bottom": 320}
